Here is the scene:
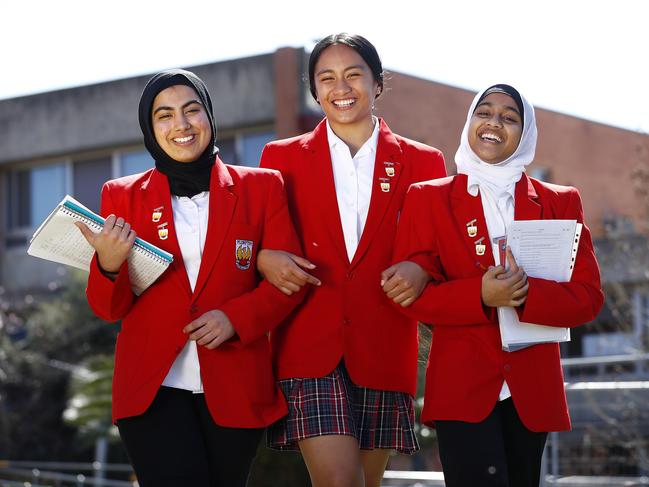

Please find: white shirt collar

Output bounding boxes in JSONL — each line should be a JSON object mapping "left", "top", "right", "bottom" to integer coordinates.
{"left": 326, "top": 116, "right": 380, "bottom": 157}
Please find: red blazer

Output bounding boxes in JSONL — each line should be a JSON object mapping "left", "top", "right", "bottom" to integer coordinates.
{"left": 260, "top": 118, "right": 446, "bottom": 395}
{"left": 393, "top": 173, "right": 604, "bottom": 431}
{"left": 86, "top": 157, "right": 303, "bottom": 427}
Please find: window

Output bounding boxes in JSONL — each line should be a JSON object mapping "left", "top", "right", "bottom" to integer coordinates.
{"left": 6, "top": 162, "right": 66, "bottom": 232}
{"left": 239, "top": 132, "right": 275, "bottom": 167}
{"left": 121, "top": 151, "right": 153, "bottom": 176}
{"left": 73, "top": 157, "right": 112, "bottom": 213}
{"left": 215, "top": 132, "right": 274, "bottom": 167}
{"left": 32, "top": 164, "right": 67, "bottom": 226}
{"left": 217, "top": 138, "right": 236, "bottom": 164}
{"left": 529, "top": 167, "right": 551, "bottom": 182}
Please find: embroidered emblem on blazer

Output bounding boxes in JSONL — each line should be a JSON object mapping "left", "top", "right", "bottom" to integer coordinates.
{"left": 235, "top": 240, "right": 253, "bottom": 270}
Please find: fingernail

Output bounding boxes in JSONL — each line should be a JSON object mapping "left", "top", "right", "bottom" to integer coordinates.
{"left": 380, "top": 280, "right": 385, "bottom": 286}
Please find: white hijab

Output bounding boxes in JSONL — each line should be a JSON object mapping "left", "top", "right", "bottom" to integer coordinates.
{"left": 454, "top": 85, "right": 538, "bottom": 200}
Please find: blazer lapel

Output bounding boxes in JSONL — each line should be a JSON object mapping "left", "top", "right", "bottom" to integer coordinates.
{"left": 192, "top": 157, "right": 236, "bottom": 299}
{"left": 351, "top": 119, "right": 402, "bottom": 267}
{"left": 514, "top": 173, "right": 542, "bottom": 221}
{"left": 302, "top": 121, "right": 349, "bottom": 263}
{"left": 450, "top": 174, "right": 495, "bottom": 271}
{"left": 140, "top": 169, "right": 192, "bottom": 297}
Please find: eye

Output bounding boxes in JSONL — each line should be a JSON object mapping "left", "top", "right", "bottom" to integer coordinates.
{"left": 347, "top": 71, "right": 361, "bottom": 78}
{"left": 475, "top": 110, "right": 490, "bottom": 118}
{"left": 157, "top": 113, "right": 172, "bottom": 120}
{"left": 319, "top": 76, "right": 334, "bottom": 82}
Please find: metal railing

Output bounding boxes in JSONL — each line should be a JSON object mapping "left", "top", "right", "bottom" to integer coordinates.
{"left": 0, "top": 461, "right": 135, "bottom": 487}
{"left": 1, "top": 463, "right": 649, "bottom": 487}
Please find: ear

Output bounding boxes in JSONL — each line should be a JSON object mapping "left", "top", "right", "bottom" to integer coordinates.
{"left": 375, "top": 84, "right": 383, "bottom": 99}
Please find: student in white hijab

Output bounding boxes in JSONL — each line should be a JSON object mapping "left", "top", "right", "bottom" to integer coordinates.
{"left": 390, "top": 84, "right": 604, "bottom": 487}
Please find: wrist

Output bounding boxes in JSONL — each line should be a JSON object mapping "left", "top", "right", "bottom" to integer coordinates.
{"left": 97, "top": 260, "right": 120, "bottom": 280}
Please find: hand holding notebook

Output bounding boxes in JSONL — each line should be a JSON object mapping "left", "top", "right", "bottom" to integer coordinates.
{"left": 28, "top": 195, "right": 173, "bottom": 296}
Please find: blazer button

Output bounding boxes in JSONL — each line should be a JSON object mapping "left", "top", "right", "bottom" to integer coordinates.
{"left": 190, "top": 304, "right": 198, "bottom": 313}
{"left": 503, "top": 364, "right": 512, "bottom": 373}
{"left": 343, "top": 318, "right": 351, "bottom": 326}
{"left": 175, "top": 346, "right": 183, "bottom": 354}
{"left": 346, "top": 272, "right": 354, "bottom": 280}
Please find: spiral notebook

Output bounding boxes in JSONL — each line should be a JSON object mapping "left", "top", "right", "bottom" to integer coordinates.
{"left": 28, "top": 195, "right": 173, "bottom": 296}
{"left": 498, "top": 219, "right": 582, "bottom": 351}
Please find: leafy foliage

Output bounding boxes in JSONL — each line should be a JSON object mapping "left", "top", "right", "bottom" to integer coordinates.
{"left": 0, "top": 270, "right": 119, "bottom": 460}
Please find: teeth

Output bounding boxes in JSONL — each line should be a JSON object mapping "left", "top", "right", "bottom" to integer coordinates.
{"left": 174, "top": 135, "right": 194, "bottom": 143}
{"left": 481, "top": 133, "right": 502, "bottom": 142}
{"left": 333, "top": 99, "right": 355, "bottom": 107}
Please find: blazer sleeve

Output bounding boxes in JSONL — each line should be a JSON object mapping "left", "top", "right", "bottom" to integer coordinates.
{"left": 401, "top": 146, "right": 446, "bottom": 273}
{"left": 218, "top": 171, "right": 305, "bottom": 346}
{"left": 259, "top": 142, "right": 286, "bottom": 173}
{"left": 392, "top": 183, "right": 493, "bottom": 326}
{"left": 416, "top": 146, "right": 447, "bottom": 182}
{"left": 518, "top": 188, "right": 604, "bottom": 327}
{"left": 85, "top": 183, "right": 135, "bottom": 322}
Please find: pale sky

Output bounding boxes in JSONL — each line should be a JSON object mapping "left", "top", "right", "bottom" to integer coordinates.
{"left": 2, "top": 0, "right": 647, "bottom": 133}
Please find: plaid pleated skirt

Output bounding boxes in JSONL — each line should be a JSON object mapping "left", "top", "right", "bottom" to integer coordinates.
{"left": 266, "top": 361, "right": 419, "bottom": 454}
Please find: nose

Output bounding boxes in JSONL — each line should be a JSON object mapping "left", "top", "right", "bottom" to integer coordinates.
{"left": 173, "top": 113, "right": 191, "bottom": 131}
{"left": 486, "top": 114, "right": 504, "bottom": 128}
{"left": 333, "top": 77, "right": 351, "bottom": 95}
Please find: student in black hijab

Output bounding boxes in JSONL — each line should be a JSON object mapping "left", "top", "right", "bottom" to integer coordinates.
{"left": 77, "top": 69, "right": 305, "bottom": 487}
{"left": 138, "top": 69, "right": 217, "bottom": 197}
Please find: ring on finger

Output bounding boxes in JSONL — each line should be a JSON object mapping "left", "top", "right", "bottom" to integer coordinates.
{"left": 115, "top": 223, "right": 125, "bottom": 228}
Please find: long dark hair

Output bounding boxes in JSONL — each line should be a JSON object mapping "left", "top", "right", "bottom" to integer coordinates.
{"left": 308, "top": 33, "right": 384, "bottom": 102}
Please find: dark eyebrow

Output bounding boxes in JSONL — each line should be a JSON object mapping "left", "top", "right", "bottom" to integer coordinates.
{"left": 153, "top": 99, "right": 202, "bottom": 115}
{"left": 315, "top": 65, "right": 367, "bottom": 77}
{"left": 476, "top": 101, "right": 521, "bottom": 116}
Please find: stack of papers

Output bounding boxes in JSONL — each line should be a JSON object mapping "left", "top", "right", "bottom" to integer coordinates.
{"left": 498, "top": 219, "right": 582, "bottom": 351}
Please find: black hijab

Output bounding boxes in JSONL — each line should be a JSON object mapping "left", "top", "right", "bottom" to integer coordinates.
{"left": 138, "top": 69, "right": 218, "bottom": 197}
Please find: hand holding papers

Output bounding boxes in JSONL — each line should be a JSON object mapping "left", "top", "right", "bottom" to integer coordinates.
{"left": 498, "top": 219, "right": 582, "bottom": 351}
{"left": 28, "top": 195, "right": 173, "bottom": 296}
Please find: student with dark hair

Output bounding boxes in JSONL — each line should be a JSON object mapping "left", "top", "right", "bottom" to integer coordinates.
{"left": 77, "top": 69, "right": 303, "bottom": 487}
{"left": 391, "top": 84, "right": 604, "bottom": 487}
{"left": 257, "top": 33, "right": 446, "bottom": 487}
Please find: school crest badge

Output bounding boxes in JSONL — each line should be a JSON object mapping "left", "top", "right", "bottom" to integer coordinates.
{"left": 235, "top": 239, "right": 253, "bottom": 270}
{"left": 157, "top": 222, "right": 169, "bottom": 240}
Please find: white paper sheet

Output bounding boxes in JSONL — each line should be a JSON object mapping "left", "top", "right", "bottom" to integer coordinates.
{"left": 498, "top": 219, "right": 582, "bottom": 351}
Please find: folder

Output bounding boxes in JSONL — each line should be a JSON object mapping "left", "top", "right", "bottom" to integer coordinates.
{"left": 498, "top": 219, "right": 582, "bottom": 351}
{"left": 27, "top": 195, "right": 173, "bottom": 296}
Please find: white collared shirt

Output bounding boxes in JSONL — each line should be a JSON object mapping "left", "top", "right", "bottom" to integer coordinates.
{"left": 162, "top": 191, "right": 210, "bottom": 393}
{"left": 327, "top": 118, "right": 380, "bottom": 262}
{"left": 478, "top": 185, "right": 515, "bottom": 401}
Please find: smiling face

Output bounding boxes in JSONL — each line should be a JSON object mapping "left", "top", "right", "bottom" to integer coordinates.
{"left": 313, "top": 43, "right": 380, "bottom": 132}
{"left": 468, "top": 92, "right": 523, "bottom": 164}
{"left": 151, "top": 85, "right": 212, "bottom": 163}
